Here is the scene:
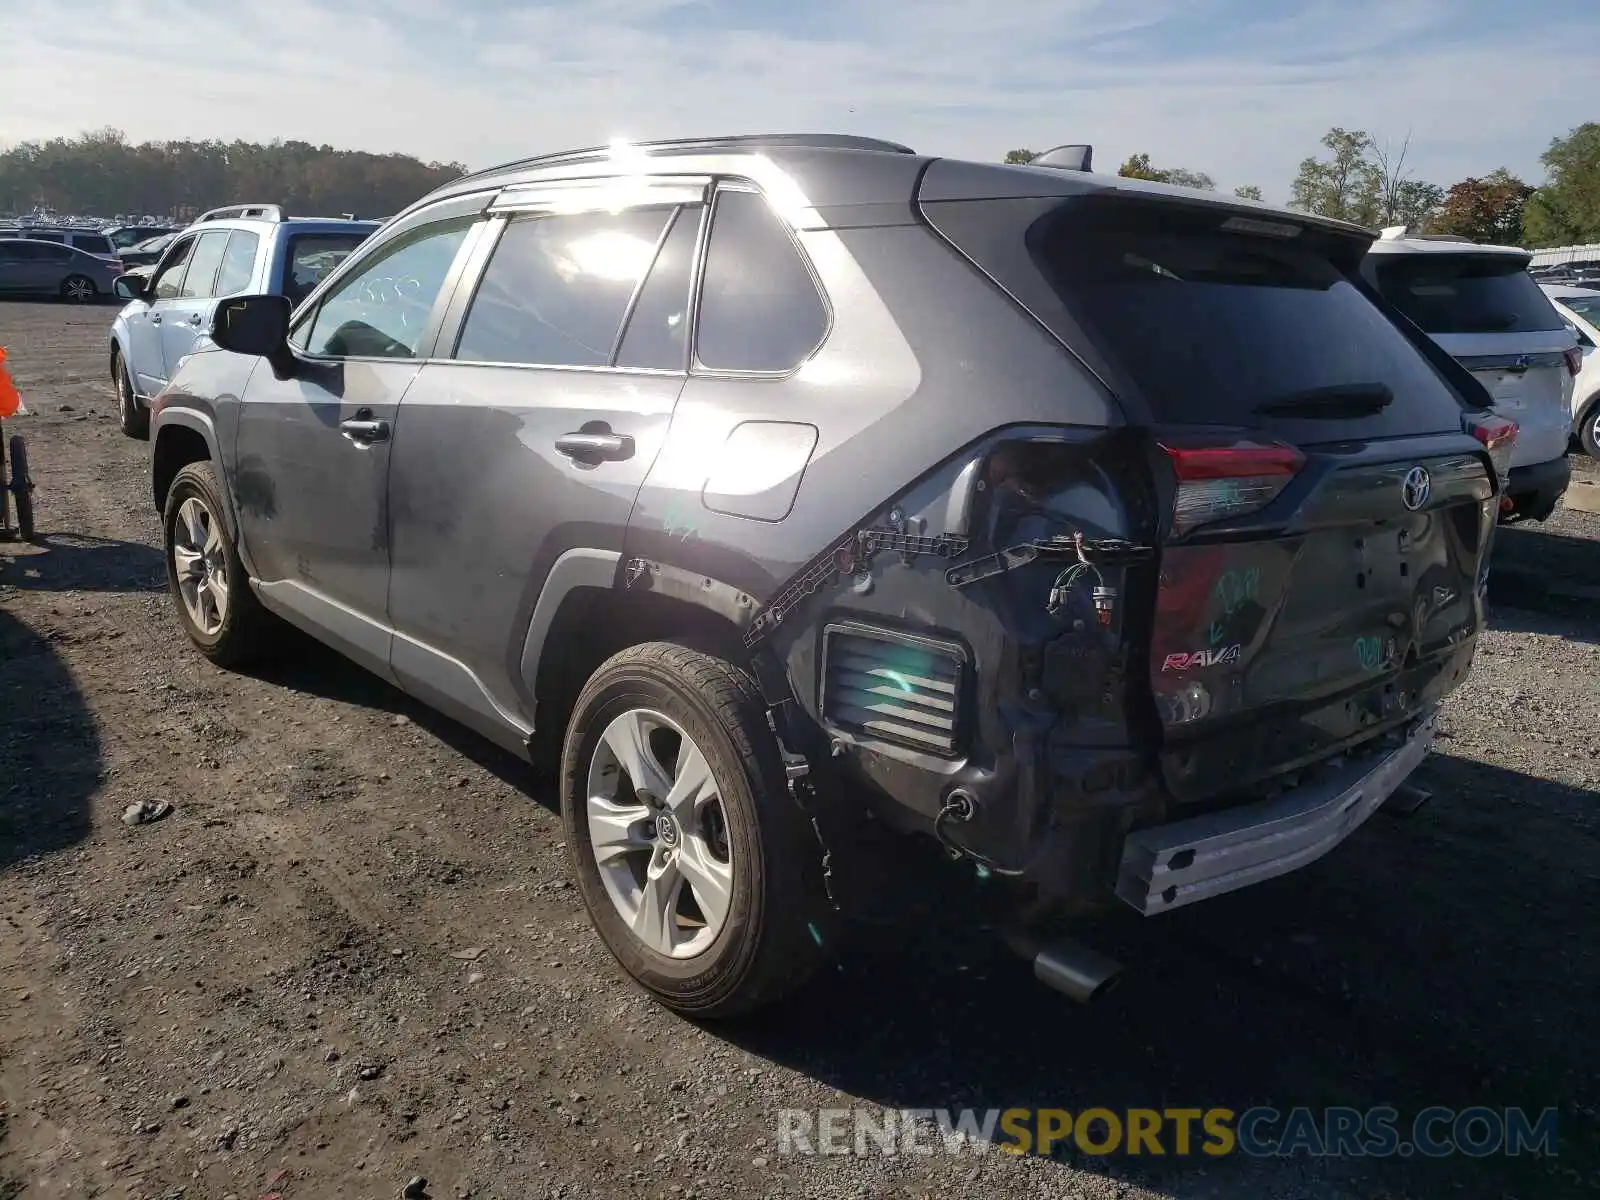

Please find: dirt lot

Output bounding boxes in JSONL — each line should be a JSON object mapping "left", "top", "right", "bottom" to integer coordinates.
{"left": 1, "top": 299, "right": 1598, "bottom": 1200}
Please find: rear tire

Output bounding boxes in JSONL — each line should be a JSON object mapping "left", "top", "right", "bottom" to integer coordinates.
{"left": 162, "top": 461, "right": 275, "bottom": 667}
{"left": 60, "top": 275, "right": 96, "bottom": 304}
{"left": 113, "top": 348, "right": 148, "bottom": 440}
{"left": 560, "top": 642, "right": 834, "bottom": 1018}
{"left": 1580, "top": 399, "right": 1600, "bottom": 459}
{"left": 8, "top": 435, "right": 34, "bottom": 542}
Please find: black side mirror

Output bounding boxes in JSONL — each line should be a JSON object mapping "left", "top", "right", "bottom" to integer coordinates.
{"left": 114, "top": 274, "right": 148, "bottom": 300}
{"left": 212, "top": 294, "right": 291, "bottom": 355}
{"left": 212, "top": 294, "right": 296, "bottom": 378}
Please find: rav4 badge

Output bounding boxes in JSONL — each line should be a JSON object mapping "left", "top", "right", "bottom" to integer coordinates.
{"left": 1162, "top": 645, "right": 1243, "bottom": 672}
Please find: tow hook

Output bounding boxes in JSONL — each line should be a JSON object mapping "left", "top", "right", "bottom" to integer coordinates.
{"left": 1004, "top": 928, "right": 1124, "bottom": 1004}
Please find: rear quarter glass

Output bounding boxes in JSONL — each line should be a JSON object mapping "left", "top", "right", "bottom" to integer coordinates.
{"left": 925, "top": 195, "right": 1469, "bottom": 438}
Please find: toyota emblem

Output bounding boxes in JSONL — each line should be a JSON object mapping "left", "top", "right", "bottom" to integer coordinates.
{"left": 1402, "top": 466, "right": 1431, "bottom": 511}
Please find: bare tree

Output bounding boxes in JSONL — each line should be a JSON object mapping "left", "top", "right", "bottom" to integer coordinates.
{"left": 1373, "top": 132, "right": 1415, "bottom": 226}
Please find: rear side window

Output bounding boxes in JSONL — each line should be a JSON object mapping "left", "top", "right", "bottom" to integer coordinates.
{"left": 73, "top": 234, "right": 113, "bottom": 255}
{"left": 1019, "top": 201, "right": 1467, "bottom": 427}
{"left": 214, "top": 230, "right": 259, "bottom": 297}
{"left": 180, "top": 231, "right": 232, "bottom": 300}
{"left": 695, "top": 189, "right": 827, "bottom": 372}
{"left": 1372, "top": 255, "right": 1563, "bottom": 334}
{"left": 455, "top": 207, "right": 675, "bottom": 367}
{"left": 29, "top": 232, "right": 64, "bottom": 243}
{"left": 285, "top": 233, "right": 372, "bottom": 305}
{"left": 616, "top": 205, "right": 701, "bottom": 370}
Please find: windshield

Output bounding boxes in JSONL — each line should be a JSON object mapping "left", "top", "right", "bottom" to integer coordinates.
{"left": 1371, "top": 254, "right": 1563, "bottom": 334}
{"left": 1558, "top": 292, "right": 1600, "bottom": 325}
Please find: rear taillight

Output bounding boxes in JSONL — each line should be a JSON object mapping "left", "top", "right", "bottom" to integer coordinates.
{"left": 1466, "top": 414, "right": 1518, "bottom": 452}
{"left": 1564, "top": 346, "right": 1583, "bottom": 376}
{"left": 1159, "top": 440, "right": 1305, "bottom": 536}
{"left": 1465, "top": 413, "right": 1517, "bottom": 484}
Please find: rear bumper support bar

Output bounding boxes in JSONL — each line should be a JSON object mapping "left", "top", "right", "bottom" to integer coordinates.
{"left": 1116, "top": 710, "right": 1437, "bottom": 915}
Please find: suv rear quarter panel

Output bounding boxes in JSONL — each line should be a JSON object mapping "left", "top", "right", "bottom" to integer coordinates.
{"left": 626, "top": 217, "right": 1124, "bottom": 602}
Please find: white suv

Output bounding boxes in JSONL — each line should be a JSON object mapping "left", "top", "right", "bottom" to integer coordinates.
{"left": 1363, "top": 230, "right": 1577, "bottom": 520}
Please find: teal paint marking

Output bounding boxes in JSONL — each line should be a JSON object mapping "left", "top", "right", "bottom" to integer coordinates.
{"left": 1207, "top": 566, "right": 1261, "bottom": 644}
{"left": 660, "top": 498, "right": 700, "bottom": 543}
{"left": 1354, "top": 636, "right": 1384, "bottom": 671}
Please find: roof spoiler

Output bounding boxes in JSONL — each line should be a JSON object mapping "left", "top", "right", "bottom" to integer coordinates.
{"left": 1031, "top": 144, "right": 1093, "bottom": 173}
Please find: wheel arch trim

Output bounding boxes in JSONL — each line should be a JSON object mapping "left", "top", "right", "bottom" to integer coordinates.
{"left": 150, "top": 407, "right": 256, "bottom": 576}
{"left": 518, "top": 548, "right": 624, "bottom": 725}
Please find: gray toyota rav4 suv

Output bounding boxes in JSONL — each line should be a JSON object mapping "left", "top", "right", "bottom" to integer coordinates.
{"left": 148, "top": 135, "right": 1515, "bottom": 1016}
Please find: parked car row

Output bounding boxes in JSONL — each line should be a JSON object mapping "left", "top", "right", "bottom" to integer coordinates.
{"left": 133, "top": 135, "right": 1533, "bottom": 1016}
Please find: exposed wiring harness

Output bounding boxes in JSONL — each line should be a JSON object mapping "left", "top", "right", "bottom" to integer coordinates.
{"left": 934, "top": 792, "right": 1028, "bottom": 878}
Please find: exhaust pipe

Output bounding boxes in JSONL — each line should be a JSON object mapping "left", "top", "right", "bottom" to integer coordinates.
{"left": 1006, "top": 929, "right": 1124, "bottom": 1003}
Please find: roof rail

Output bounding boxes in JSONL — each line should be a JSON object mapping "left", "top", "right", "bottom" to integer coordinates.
{"left": 195, "top": 203, "right": 284, "bottom": 223}
{"left": 458, "top": 133, "right": 916, "bottom": 184}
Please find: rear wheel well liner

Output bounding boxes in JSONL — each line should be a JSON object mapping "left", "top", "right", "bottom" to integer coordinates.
{"left": 152, "top": 425, "right": 213, "bottom": 514}
{"left": 528, "top": 582, "right": 766, "bottom": 763}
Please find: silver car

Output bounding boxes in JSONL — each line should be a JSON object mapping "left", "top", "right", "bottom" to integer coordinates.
{"left": 0, "top": 238, "right": 124, "bottom": 303}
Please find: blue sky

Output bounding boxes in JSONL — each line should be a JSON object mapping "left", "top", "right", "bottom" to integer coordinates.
{"left": 2, "top": 0, "right": 1595, "bottom": 202}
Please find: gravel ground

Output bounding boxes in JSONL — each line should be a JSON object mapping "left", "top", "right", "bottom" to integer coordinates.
{"left": 1, "top": 299, "right": 1597, "bottom": 1200}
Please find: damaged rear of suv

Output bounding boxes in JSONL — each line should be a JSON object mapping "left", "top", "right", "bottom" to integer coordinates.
{"left": 160, "top": 135, "right": 1511, "bottom": 1017}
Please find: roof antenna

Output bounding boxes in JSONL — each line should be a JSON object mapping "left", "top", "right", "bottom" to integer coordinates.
{"left": 1031, "top": 144, "right": 1093, "bottom": 172}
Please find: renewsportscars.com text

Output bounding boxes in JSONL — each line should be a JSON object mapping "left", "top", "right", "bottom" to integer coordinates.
{"left": 776, "top": 1106, "right": 1558, "bottom": 1159}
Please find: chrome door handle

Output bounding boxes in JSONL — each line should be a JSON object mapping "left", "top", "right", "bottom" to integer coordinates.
{"left": 554, "top": 431, "right": 634, "bottom": 462}
{"left": 188, "top": 313, "right": 203, "bottom": 326}
{"left": 150, "top": 314, "right": 162, "bottom": 324}
{"left": 340, "top": 418, "right": 390, "bottom": 445}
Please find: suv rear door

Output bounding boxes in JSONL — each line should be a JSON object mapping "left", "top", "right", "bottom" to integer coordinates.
{"left": 921, "top": 191, "right": 1498, "bottom": 802}
{"left": 1365, "top": 251, "right": 1573, "bottom": 469}
{"left": 384, "top": 179, "right": 705, "bottom": 738}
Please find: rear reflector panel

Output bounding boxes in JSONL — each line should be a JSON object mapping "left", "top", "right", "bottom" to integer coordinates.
{"left": 821, "top": 623, "right": 967, "bottom": 757}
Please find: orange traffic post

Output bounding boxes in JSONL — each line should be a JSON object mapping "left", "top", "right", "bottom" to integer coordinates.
{"left": 0, "top": 347, "right": 23, "bottom": 418}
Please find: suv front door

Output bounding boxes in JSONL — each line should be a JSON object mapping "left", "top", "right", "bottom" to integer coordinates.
{"left": 231, "top": 206, "right": 480, "bottom": 682}
{"left": 128, "top": 234, "right": 196, "bottom": 395}
{"left": 159, "top": 229, "right": 232, "bottom": 381}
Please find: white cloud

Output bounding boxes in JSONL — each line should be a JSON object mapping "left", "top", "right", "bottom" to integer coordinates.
{"left": 0, "top": 0, "right": 1593, "bottom": 201}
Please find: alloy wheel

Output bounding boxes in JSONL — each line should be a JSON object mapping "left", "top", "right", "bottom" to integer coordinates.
{"left": 585, "top": 708, "right": 734, "bottom": 959}
{"left": 64, "top": 277, "right": 94, "bottom": 303}
{"left": 172, "top": 496, "right": 229, "bottom": 636}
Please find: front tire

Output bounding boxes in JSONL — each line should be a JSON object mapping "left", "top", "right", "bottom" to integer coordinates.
{"left": 60, "top": 275, "right": 96, "bottom": 304}
{"left": 8, "top": 435, "right": 34, "bottom": 542}
{"left": 162, "top": 462, "right": 274, "bottom": 667}
{"left": 112, "top": 348, "right": 149, "bottom": 440}
{"left": 561, "top": 643, "right": 834, "bottom": 1018}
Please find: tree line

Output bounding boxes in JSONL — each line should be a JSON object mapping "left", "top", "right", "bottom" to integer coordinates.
{"left": 0, "top": 128, "right": 466, "bottom": 221}
{"left": 1004, "top": 122, "right": 1600, "bottom": 247}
